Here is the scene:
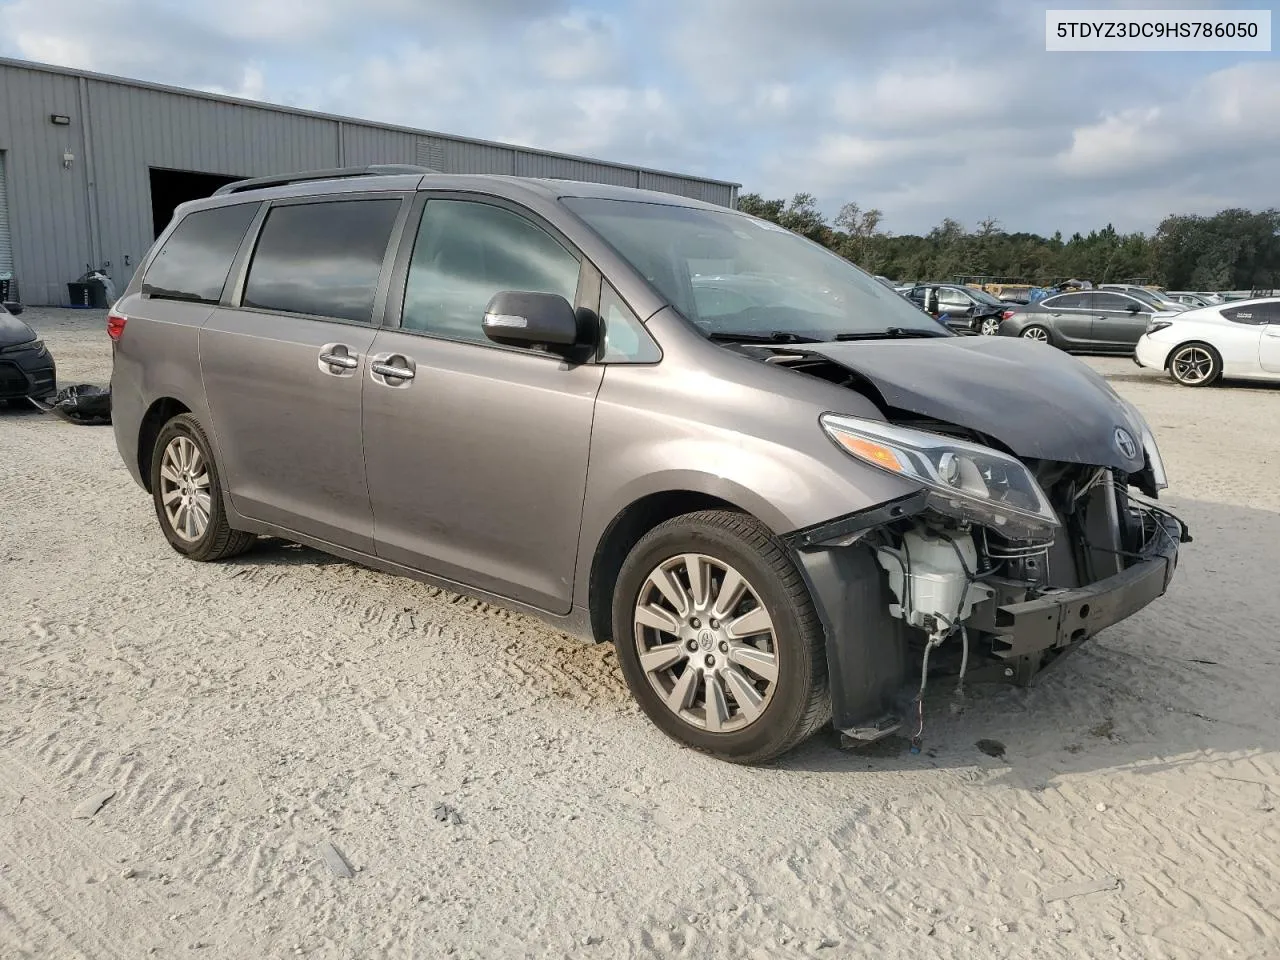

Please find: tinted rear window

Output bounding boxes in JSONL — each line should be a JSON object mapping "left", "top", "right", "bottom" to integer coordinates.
{"left": 243, "top": 199, "right": 402, "bottom": 324}
{"left": 142, "top": 203, "right": 259, "bottom": 303}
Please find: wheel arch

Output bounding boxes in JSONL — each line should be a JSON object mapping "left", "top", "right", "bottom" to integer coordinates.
{"left": 587, "top": 490, "right": 760, "bottom": 645}
{"left": 137, "top": 397, "right": 192, "bottom": 493}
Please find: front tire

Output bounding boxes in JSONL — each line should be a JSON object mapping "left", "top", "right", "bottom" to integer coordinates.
{"left": 150, "top": 414, "right": 255, "bottom": 561}
{"left": 611, "top": 510, "right": 829, "bottom": 764}
{"left": 979, "top": 316, "right": 1002, "bottom": 336}
{"left": 1168, "top": 342, "right": 1222, "bottom": 387}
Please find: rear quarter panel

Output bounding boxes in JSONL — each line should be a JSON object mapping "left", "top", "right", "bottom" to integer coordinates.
{"left": 111, "top": 292, "right": 218, "bottom": 487}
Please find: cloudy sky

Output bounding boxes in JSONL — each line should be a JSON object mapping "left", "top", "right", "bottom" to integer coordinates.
{"left": 1, "top": 0, "right": 1276, "bottom": 236}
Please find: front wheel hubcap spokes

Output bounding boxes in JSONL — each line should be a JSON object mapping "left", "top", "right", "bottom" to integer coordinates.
{"left": 634, "top": 553, "right": 779, "bottom": 732}
{"left": 160, "top": 436, "right": 212, "bottom": 541}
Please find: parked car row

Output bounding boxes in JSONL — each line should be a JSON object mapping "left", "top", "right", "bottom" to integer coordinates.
{"left": 986, "top": 291, "right": 1280, "bottom": 387}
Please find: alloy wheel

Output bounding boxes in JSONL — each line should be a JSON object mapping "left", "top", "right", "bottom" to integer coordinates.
{"left": 159, "top": 435, "right": 212, "bottom": 542}
{"left": 1021, "top": 326, "right": 1049, "bottom": 342}
{"left": 980, "top": 317, "right": 1001, "bottom": 336}
{"left": 1171, "top": 346, "right": 1215, "bottom": 385}
{"left": 633, "top": 553, "right": 779, "bottom": 733}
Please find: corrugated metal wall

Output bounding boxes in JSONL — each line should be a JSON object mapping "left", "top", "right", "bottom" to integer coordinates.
{"left": 0, "top": 60, "right": 739, "bottom": 304}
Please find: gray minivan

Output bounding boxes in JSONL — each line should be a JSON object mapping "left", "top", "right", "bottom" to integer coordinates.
{"left": 110, "top": 165, "right": 1188, "bottom": 763}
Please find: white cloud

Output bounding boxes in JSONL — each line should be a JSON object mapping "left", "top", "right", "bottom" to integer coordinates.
{"left": 2, "top": 0, "right": 1277, "bottom": 235}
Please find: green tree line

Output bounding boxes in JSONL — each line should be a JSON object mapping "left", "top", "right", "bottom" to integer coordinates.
{"left": 736, "top": 192, "right": 1280, "bottom": 292}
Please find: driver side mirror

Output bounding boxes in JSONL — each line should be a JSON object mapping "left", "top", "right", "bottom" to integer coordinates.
{"left": 1126, "top": 303, "right": 1143, "bottom": 314}
{"left": 482, "top": 291, "right": 596, "bottom": 356}
{"left": 2, "top": 301, "right": 23, "bottom": 316}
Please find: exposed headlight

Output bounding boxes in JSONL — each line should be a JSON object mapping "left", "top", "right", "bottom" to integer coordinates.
{"left": 1118, "top": 398, "right": 1168, "bottom": 490}
{"left": 820, "top": 413, "right": 1059, "bottom": 535}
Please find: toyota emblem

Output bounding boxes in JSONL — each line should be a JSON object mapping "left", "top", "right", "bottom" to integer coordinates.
{"left": 1114, "top": 427, "right": 1138, "bottom": 460}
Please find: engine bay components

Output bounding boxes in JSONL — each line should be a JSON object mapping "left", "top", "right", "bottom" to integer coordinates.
{"left": 875, "top": 527, "right": 993, "bottom": 633}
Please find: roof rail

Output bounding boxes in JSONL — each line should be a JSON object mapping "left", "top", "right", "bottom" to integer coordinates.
{"left": 212, "top": 164, "right": 441, "bottom": 196}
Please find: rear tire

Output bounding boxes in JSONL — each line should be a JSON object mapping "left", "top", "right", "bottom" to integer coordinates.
{"left": 1020, "top": 324, "right": 1052, "bottom": 344}
{"left": 611, "top": 510, "right": 829, "bottom": 764}
{"left": 150, "top": 414, "right": 255, "bottom": 561}
{"left": 1167, "top": 341, "right": 1222, "bottom": 387}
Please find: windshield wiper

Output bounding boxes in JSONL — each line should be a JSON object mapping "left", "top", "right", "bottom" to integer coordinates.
{"left": 831, "top": 327, "right": 950, "bottom": 341}
{"left": 706, "top": 330, "right": 824, "bottom": 344}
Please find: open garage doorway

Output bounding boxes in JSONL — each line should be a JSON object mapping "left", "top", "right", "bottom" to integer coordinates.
{"left": 149, "top": 168, "right": 244, "bottom": 238}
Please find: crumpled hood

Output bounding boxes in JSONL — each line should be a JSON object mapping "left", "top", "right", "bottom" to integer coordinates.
{"left": 0, "top": 311, "right": 36, "bottom": 349}
{"left": 803, "top": 335, "right": 1147, "bottom": 472}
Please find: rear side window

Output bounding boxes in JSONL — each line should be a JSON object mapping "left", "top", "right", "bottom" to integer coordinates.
{"left": 1223, "top": 303, "right": 1280, "bottom": 324}
{"left": 243, "top": 198, "right": 401, "bottom": 324}
{"left": 142, "top": 203, "right": 258, "bottom": 303}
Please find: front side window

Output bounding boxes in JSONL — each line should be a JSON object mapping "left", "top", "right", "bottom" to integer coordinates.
{"left": 598, "top": 282, "right": 661, "bottom": 363}
{"left": 938, "top": 288, "right": 972, "bottom": 308}
{"left": 402, "top": 199, "right": 581, "bottom": 344}
{"left": 143, "top": 202, "right": 258, "bottom": 303}
{"left": 562, "top": 197, "right": 949, "bottom": 340}
{"left": 1092, "top": 292, "right": 1144, "bottom": 312}
{"left": 242, "top": 198, "right": 401, "bottom": 324}
{"left": 1043, "top": 293, "right": 1087, "bottom": 310}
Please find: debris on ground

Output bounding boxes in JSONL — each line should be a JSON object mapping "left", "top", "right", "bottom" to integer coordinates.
{"left": 315, "top": 839, "right": 356, "bottom": 879}
{"left": 71, "top": 789, "right": 116, "bottom": 819}
{"left": 28, "top": 383, "right": 112, "bottom": 425}
{"left": 432, "top": 802, "right": 462, "bottom": 825}
{"left": 976, "top": 739, "right": 1006, "bottom": 758}
{"left": 1042, "top": 876, "right": 1121, "bottom": 902}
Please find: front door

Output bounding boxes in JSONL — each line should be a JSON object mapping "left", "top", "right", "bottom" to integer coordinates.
{"left": 362, "top": 195, "right": 604, "bottom": 613}
{"left": 1039, "top": 293, "right": 1095, "bottom": 347}
{"left": 1089, "top": 291, "right": 1152, "bottom": 349}
{"left": 201, "top": 194, "right": 407, "bottom": 553}
{"left": 1253, "top": 304, "right": 1280, "bottom": 373}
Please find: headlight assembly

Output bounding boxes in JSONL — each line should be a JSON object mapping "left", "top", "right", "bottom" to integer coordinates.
{"left": 0, "top": 339, "right": 45, "bottom": 356}
{"left": 820, "top": 413, "right": 1059, "bottom": 535}
{"left": 1118, "top": 398, "right": 1168, "bottom": 490}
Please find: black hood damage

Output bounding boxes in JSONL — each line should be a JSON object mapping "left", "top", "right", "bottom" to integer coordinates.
{"left": 781, "top": 335, "right": 1148, "bottom": 473}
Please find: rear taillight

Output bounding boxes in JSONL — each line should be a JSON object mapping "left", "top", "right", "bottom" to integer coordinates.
{"left": 1146, "top": 320, "right": 1173, "bottom": 334}
{"left": 107, "top": 310, "right": 127, "bottom": 342}
{"left": 1001, "top": 309, "right": 1015, "bottom": 320}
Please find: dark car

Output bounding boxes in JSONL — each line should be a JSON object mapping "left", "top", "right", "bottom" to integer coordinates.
{"left": 905, "top": 283, "right": 1013, "bottom": 334}
{"left": 0, "top": 301, "right": 56, "bottom": 404}
{"left": 993, "top": 289, "right": 1182, "bottom": 354}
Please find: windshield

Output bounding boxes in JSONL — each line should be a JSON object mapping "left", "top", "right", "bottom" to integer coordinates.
{"left": 562, "top": 197, "right": 949, "bottom": 339}
{"left": 1123, "top": 287, "right": 1184, "bottom": 311}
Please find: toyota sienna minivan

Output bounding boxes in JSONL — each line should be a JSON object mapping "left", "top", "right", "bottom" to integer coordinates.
{"left": 110, "top": 165, "right": 1188, "bottom": 763}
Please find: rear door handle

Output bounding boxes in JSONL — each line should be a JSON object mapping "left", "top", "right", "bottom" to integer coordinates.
{"left": 369, "top": 352, "right": 417, "bottom": 387}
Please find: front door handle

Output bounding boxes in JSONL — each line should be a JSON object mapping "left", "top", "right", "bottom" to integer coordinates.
{"left": 319, "top": 351, "right": 359, "bottom": 369}
{"left": 318, "top": 343, "right": 361, "bottom": 377}
{"left": 369, "top": 352, "right": 417, "bottom": 387}
{"left": 371, "top": 361, "right": 415, "bottom": 380}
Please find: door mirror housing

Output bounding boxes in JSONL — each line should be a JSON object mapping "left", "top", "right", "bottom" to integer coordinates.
{"left": 1126, "top": 302, "right": 1143, "bottom": 314}
{"left": 482, "top": 291, "right": 595, "bottom": 354}
{"left": 2, "top": 301, "right": 23, "bottom": 316}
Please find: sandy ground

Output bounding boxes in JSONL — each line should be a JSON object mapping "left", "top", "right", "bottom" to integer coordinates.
{"left": 2, "top": 309, "right": 1278, "bottom": 960}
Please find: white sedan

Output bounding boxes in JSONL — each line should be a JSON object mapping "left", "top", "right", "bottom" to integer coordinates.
{"left": 1134, "top": 297, "right": 1280, "bottom": 387}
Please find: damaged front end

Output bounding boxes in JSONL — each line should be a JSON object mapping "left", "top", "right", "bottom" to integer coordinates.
{"left": 785, "top": 407, "right": 1190, "bottom": 746}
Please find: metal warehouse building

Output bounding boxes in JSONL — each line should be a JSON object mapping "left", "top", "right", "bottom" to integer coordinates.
{"left": 0, "top": 57, "right": 740, "bottom": 306}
